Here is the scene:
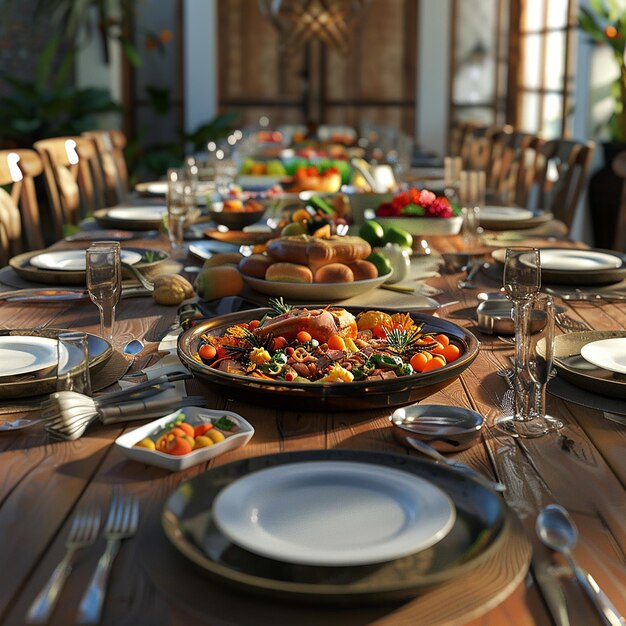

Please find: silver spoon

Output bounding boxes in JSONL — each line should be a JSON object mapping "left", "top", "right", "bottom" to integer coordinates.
{"left": 405, "top": 436, "right": 506, "bottom": 492}
{"left": 536, "top": 504, "right": 625, "bottom": 626}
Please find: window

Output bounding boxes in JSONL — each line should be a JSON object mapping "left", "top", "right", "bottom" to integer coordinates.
{"left": 514, "top": 0, "right": 577, "bottom": 137}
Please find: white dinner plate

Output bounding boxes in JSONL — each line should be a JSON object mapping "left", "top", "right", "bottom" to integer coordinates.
{"left": 580, "top": 338, "right": 626, "bottom": 374}
{"left": 105, "top": 206, "right": 168, "bottom": 222}
{"left": 212, "top": 460, "right": 455, "bottom": 566}
{"left": 480, "top": 206, "right": 534, "bottom": 222}
{"left": 536, "top": 249, "right": 623, "bottom": 271}
{"left": 29, "top": 249, "right": 143, "bottom": 271}
{"left": 242, "top": 271, "right": 391, "bottom": 302}
{"left": 0, "top": 336, "right": 68, "bottom": 377}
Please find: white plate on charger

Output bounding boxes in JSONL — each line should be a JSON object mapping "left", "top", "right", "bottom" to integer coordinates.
{"left": 212, "top": 460, "right": 455, "bottom": 566}
{"left": 105, "top": 206, "right": 168, "bottom": 222}
{"left": 115, "top": 407, "right": 254, "bottom": 471}
{"left": 29, "top": 249, "right": 143, "bottom": 271}
{"left": 536, "top": 249, "right": 623, "bottom": 271}
{"left": 480, "top": 206, "right": 534, "bottom": 222}
{"left": 0, "top": 336, "right": 68, "bottom": 378}
{"left": 581, "top": 338, "right": 626, "bottom": 374}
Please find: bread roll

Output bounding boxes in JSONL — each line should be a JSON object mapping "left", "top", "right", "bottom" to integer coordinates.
{"left": 238, "top": 253, "right": 273, "bottom": 278}
{"left": 314, "top": 263, "right": 354, "bottom": 284}
{"left": 266, "top": 262, "right": 313, "bottom": 283}
{"left": 266, "top": 234, "right": 371, "bottom": 268}
{"left": 347, "top": 259, "right": 379, "bottom": 281}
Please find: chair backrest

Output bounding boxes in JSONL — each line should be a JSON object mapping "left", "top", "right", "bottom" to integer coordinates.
{"left": 448, "top": 119, "right": 483, "bottom": 161}
{"left": 533, "top": 139, "right": 596, "bottom": 228}
{"left": 0, "top": 149, "right": 45, "bottom": 263}
{"left": 82, "top": 129, "right": 129, "bottom": 205}
{"left": 611, "top": 151, "right": 626, "bottom": 252}
{"left": 34, "top": 136, "right": 105, "bottom": 240}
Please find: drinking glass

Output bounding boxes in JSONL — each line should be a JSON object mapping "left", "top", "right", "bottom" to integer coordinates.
{"left": 86, "top": 242, "right": 121, "bottom": 342}
{"left": 167, "top": 168, "right": 195, "bottom": 253}
{"left": 495, "top": 247, "right": 549, "bottom": 437}
{"left": 56, "top": 331, "right": 91, "bottom": 394}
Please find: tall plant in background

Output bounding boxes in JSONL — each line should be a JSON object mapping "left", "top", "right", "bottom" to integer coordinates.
{"left": 0, "top": 35, "right": 120, "bottom": 147}
{"left": 579, "top": 0, "right": 626, "bottom": 141}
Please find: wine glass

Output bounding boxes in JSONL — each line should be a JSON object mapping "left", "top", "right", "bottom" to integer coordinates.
{"left": 86, "top": 242, "right": 121, "bottom": 342}
{"left": 166, "top": 168, "right": 195, "bottom": 255}
{"left": 495, "top": 246, "right": 557, "bottom": 437}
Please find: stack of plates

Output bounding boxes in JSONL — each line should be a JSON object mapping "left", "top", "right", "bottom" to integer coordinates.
{"left": 492, "top": 247, "right": 626, "bottom": 285}
{"left": 553, "top": 330, "right": 626, "bottom": 400}
{"left": 0, "top": 330, "right": 112, "bottom": 399}
{"left": 162, "top": 449, "right": 514, "bottom": 604}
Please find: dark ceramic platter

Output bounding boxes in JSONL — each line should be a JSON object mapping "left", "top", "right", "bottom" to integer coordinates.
{"left": 162, "top": 449, "right": 511, "bottom": 605}
{"left": 553, "top": 330, "right": 626, "bottom": 400}
{"left": 0, "top": 328, "right": 112, "bottom": 399}
{"left": 176, "top": 307, "right": 480, "bottom": 411}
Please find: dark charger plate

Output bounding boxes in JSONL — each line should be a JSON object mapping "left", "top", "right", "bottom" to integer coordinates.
{"left": 161, "top": 450, "right": 524, "bottom": 606}
{"left": 177, "top": 307, "right": 480, "bottom": 411}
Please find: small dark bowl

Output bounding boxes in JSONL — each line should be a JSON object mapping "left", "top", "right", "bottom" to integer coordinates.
{"left": 476, "top": 299, "right": 564, "bottom": 336}
{"left": 208, "top": 202, "right": 266, "bottom": 230}
{"left": 390, "top": 404, "right": 484, "bottom": 452}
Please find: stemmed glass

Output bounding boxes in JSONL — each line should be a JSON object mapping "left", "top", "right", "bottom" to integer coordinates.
{"left": 495, "top": 247, "right": 556, "bottom": 437}
{"left": 86, "top": 242, "right": 121, "bottom": 342}
{"left": 166, "top": 168, "right": 195, "bottom": 256}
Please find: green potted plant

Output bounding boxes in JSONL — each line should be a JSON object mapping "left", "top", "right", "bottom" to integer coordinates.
{"left": 579, "top": 1, "right": 626, "bottom": 248}
{"left": 579, "top": 0, "right": 626, "bottom": 141}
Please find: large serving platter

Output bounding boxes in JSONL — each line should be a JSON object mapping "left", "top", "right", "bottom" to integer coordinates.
{"left": 242, "top": 272, "right": 392, "bottom": 302}
{"left": 177, "top": 307, "right": 480, "bottom": 411}
{"left": 162, "top": 449, "right": 526, "bottom": 606}
{"left": 9, "top": 247, "right": 169, "bottom": 286}
{"left": 0, "top": 328, "right": 111, "bottom": 399}
{"left": 553, "top": 330, "right": 626, "bottom": 400}
{"left": 492, "top": 247, "right": 626, "bottom": 285}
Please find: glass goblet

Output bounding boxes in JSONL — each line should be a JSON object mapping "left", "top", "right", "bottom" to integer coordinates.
{"left": 86, "top": 242, "right": 121, "bottom": 342}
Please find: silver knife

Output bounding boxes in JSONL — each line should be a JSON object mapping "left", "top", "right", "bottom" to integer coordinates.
{"left": 0, "top": 286, "right": 151, "bottom": 302}
{"left": 545, "top": 289, "right": 626, "bottom": 302}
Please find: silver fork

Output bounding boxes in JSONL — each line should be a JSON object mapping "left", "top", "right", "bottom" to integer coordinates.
{"left": 26, "top": 508, "right": 101, "bottom": 624}
{"left": 555, "top": 312, "right": 591, "bottom": 333}
{"left": 76, "top": 492, "right": 139, "bottom": 624}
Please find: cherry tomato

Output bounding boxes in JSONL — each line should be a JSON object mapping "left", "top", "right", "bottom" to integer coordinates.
{"left": 194, "top": 423, "right": 214, "bottom": 438}
{"left": 327, "top": 335, "right": 346, "bottom": 351}
{"left": 248, "top": 319, "right": 261, "bottom": 331}
{"left": 409, "top": 351, "right": 432, "bottom": 372}
{"left": 199, "top": 344, "right": 217, "bottom": 361}
{"left": 423, "top": 355, "right": 446, "bottom": 372}
{"left": 273, "top": 336, "right": 288, "bottom": 350}
{"left": 296, "top": 330, "right": 312, "bottom": 343}
{"left": 433, "top": 333, "right": 450, "bottom": 347}
{"left": 440, "top": 344, "right": 461, "bottom": 363}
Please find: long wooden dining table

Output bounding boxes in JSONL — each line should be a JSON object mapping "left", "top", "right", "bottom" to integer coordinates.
{"left": 0, "top": 230, "right": 625, "bottom": 626}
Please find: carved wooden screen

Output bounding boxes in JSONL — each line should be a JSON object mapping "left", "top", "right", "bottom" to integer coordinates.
{"left": 217, "top": 0, "right": 417, "bottom": 134}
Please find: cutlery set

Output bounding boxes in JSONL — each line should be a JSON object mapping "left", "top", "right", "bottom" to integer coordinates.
{"left": 26, "top": 492, "right": 138, "bottom": 625}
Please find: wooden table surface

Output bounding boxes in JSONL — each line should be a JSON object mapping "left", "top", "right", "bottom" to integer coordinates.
{"left": 0, "top": 232, "right": 625, "bottom": 626}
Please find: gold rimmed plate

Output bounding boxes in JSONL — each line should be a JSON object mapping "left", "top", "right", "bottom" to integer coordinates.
{"left": 0, "top": 328, "right": 112, "bottom": 399}
{"left": 161, "top": 449, "right": 527, "bottom": 606}
{"left": 553, "top": 330, "right": 626, "bottom": 399}
{"left": 9, "top": 248, "right": 169, "bottom": 286}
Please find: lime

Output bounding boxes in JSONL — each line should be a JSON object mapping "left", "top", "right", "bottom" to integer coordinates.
{"left": 366, "top": 252, "right": 392, "bottom": 277}
{"left": 359, "top": 220, "right": 385, "bottom": 247}
{"left": 384, "top": 225, "right": 413, "bottom": 249}
{"left": 281, "top": 221, "right": 308, "bottom": 236}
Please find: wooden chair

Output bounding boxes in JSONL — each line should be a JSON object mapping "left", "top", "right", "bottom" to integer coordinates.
{"left": 34, "top": 136, "right": 105, "bottom": 241}
{"left": 82, "top": 129, "right": 129, "bottom": 205}
{"left": 0, "top": 149, "right": 45, "bottom": 264}
{"left": 611, "top": 151, "right": 626, "bottom": 252}
{"left": 533, "top": 139, "right": 596, "bottom": 229}
{"left": 448, "top": 119, "right": 483, "bottom": 160}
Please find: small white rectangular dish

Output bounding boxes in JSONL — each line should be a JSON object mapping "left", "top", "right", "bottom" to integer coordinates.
{"left": 115, "top": 407, "right": 254, "bottom": 471}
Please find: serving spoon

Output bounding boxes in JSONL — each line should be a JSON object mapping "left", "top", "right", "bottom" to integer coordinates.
{"left": 536, "top": 504, "right": 625, "bottom": 626}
